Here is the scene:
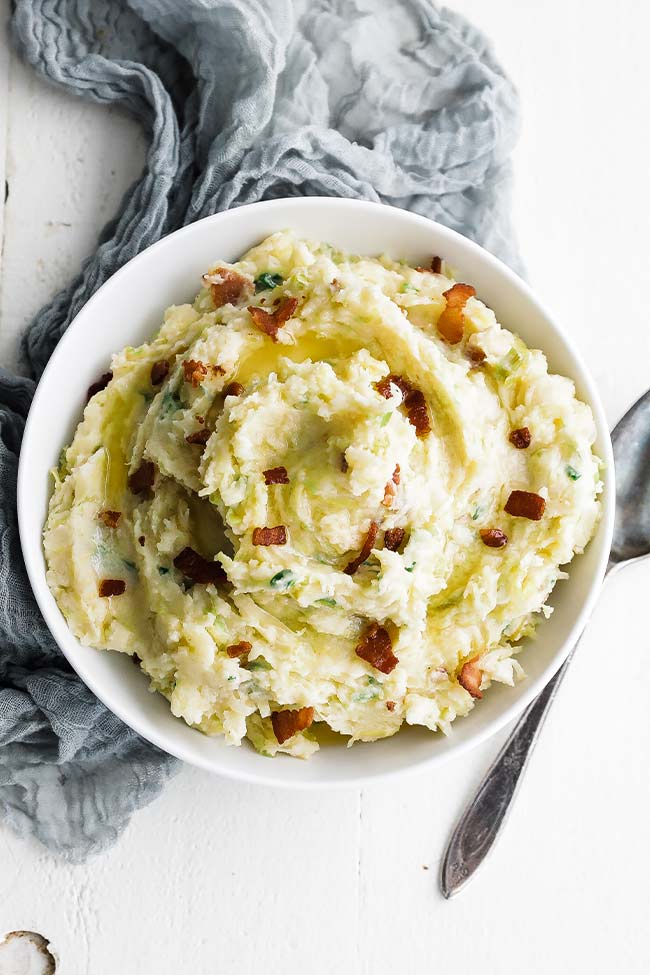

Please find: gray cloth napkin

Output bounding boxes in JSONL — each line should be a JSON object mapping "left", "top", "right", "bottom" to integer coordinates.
{"left": 0, "top": 0, "right": 521, "bottom": 862}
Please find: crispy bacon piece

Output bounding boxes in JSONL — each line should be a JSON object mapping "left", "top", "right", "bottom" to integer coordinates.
{"left": 128, "top": 460, "right": 155, "bottom": 495}
{"left": 374, "top": 374, "right": 430, "bottom": 437}
{"left": 138, "top": 535, "right": 145, "bottom": 546}
{"left": 263, "top": 466, "right": 289, "bottom": 485}
{"left": 150, "top": 360, "right": 170, "bottom": 385}
{"left": 467, "top": 345, "right": 486, "bottom": 365}
{"left": 173, "top": 546, "right": 225, "bottom": 585}
{"left": 437, "top": 283, "right": 476, "bottom": 344}
{"left": 375, "top": 373, "right": 410, "bottom": 400}
{"left": 186, "top": 428, "right": 211, "bottom": 446}
{"left": 458, "top": 657, "right": 483, "bottom": 699}
{"left": 480, "top": 528, "right": 508, "bottom": 548}
{"left": 355, "top": 623, "right": 399, "bottom": 675}
{"left": 223, "top": 381, "right": 244, "bottom": 398}
{"left": 382, "top": 465, "right": 401, "bottom": 508}
{"left": 504, "top": 490, "right": 546, "bottom": 521}
{"left": 509, "top": 427, "right": 532, "bottom": 449}
{"left": 86, "top": 371, "right": 112, "bottom": 401}
{"left": 271, "top": 707, "right": 315, "bottom": 744}
{"left": 404, "top": 389, "right": 430, "bottom": 438}
{"left": 384, "top": 527, "right": 405, "bottom": 552}
{"left": 98, "top": 510, "right": 121, "bottom": 529}
{"left": 203, "top": 267, "right": 252, "bottom": 308}
{"left": 344, "top": 521, "right": 379, "bottom": 575}
{"left": 386, "top": 700, "right": 396, "bottom": 712}
{"left": 98, "top": 579, "right": 126, "bottom": 597}
{"left": 226, "top": 641, "right": 252, "bottom": 658}
{"left": 431, "top": 256, "right": 443, "bottom": 274}
{"left": 252, "top": 526, "right": 287, "bottom": 546}
{"left": 248, "top": 296, "right": 298, "bottom": 341}
{"left": 183, "top": 359, "right": 208, "bottom": 387}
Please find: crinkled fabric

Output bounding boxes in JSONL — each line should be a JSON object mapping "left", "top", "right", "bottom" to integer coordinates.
{"left": 0, "top": 0, "right": 521, "bottom": 861}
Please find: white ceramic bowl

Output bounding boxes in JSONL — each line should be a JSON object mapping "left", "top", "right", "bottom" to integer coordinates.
{"left": 18, "top": 198, "right": 614, "bottom": 788}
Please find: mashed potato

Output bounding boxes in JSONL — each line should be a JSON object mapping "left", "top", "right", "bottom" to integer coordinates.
{"left": 44, "top": 231, "right": 603, "bottom": 758}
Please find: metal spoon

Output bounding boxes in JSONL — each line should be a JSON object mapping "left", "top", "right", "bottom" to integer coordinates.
{"left": 440, "top": 388, "right": 650, "bottom": 898}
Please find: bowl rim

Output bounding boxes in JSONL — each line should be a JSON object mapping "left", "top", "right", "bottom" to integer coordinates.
{"left": 18, "top": 196, "right": 615, "bottom": 789}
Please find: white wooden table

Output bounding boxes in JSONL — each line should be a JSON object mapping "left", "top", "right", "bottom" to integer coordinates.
{"left": 2, "top": 1, "right": 649, "bottom": 971}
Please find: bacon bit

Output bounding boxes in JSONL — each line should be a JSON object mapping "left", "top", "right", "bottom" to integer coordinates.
{"left": 375, "top": 373, "right": 410, "bottom": 400}
{"left": 384, "top": 527, "right": 405, "bottom": 551}
{"left": 344, "top": 521, "right": 379, "bottom": 575}
{"left": 98, "top": 510, "right": 121, "bottom": 529}
{"left": 404, "top": 388, "right": 431, "bottom": 438}
{"left": 504, "top": 490, "right": 546, "bottom": 521}
{"left": 183, "top": 359, "right": 208, "bottom": 387}
{"left": 223, "top": 381, "right": 244, "bottom": 398}
{"left": 458, "top": 657, "right": 483, "bottom": 699}
{"left": 415, "top": 256, "right": 443, "bottom": 274}
{"left": 226, "top": 641, "right": 252, "bottom": 658}
{"left": 271, "top": 707, "right": 315, "bottom": 744}
{"left": 203, "top": 268, "right": 251, "bottom": 308}
{"left": 98, "top": 579, "right": 126, "bottom": 597}
{"left": 252, "top": 526, "right": 287, "bottom": 546}
{"left": 382, "top": 465, "right": 401, "bottom": 508}
{"left": 186, "top": 428, "right": 211, "bottom": 446}
{"left": 263, "top": 466, "right": 289, "bottom": 485}
{"left": 173, "top": 546, "right": 226, "bottom": 584}
{"left": 355, "top": 623, "right": 399, "bottom": 674}
{"left": 138, "top": 535, "right": 145, "bottom": 547}
{"left": 509, "top": 427, "right": 532, "bottom": 449}
{"left": 480, "top": 528, "right": 508, "bottom": 548}
{"left": 374, "top": 374, "right": 430, "bottom": 437}
{"left": 150, "top": 360, "right": 170, "bottom": 385}
{"left": 196, "top": 415, "right": 205, "bottom": 424}
{"left": 437, "top": 283, "right": 476, "bottom": 344}
{"left": 467, "top": 345, "right": 487, "bottom": 365}
{"left": 128, "top": 461, "right": 155, "bottom": 495}
{"left": 248, "top": 296, "right": 299, "bottom": 341}
{"left": 386, "top": 700, "right": 396, "bottom": 712}
{"left": 86, "top": 371, "right": 112, "bottom": 401}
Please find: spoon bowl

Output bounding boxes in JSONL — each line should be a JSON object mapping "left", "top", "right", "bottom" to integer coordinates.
{"left": 611, "top": 388, "right": 650, "bottom": 564}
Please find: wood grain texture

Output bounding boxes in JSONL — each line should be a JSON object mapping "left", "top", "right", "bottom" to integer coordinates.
{"left": 1, "top": 1, "right": 650, "bottom": 972}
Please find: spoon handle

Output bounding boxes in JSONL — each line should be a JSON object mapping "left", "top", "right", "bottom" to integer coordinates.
{"left": 440, "top": 561, "right": 618, "bottom": 898}
{"left": 439, "top": 645, "right": 575, "bottom": 897}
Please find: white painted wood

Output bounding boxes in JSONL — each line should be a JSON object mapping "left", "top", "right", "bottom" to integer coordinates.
{"left": 1, "top": 1, "right": 649, "bottom": 972}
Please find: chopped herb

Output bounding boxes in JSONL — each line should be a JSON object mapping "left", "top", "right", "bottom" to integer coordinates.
{"left": 315, "top": 597, "right": 337, "bottom": 608}
{"left": 161, "top": 390, "right": 183, "bottom": 416}
{"left": 471, "top": 505, "right": 483, "bottom": 521}
{"left": 245, "top": 656, "right": 273, "bottom": 671}
{"left": 380, "top": 412, "right": 392, "bottom": 427}
{"left": 254, "top": 272, "right": 284, "bottom": 293}
{"left": 57, "top": 447, "right": 69, "bottom": 476}
{"left": 405, "top": 563, "right": 416, "bottom": 572}
{"left": 269, "top": 569, "right": 296, "bottom": 590}
{"left": 400, "top": 282, "right": 419, "bottom": 293}
{"left": 566, "top": 465, "right": 581, "bottom": 481}
{"left": 227, "top": 675, "right": 235, "bottom": 681}
{"left": 352, "top": 675, "right": 383, "bottom": 703}
{"left": 158, "top": 566, "right": 170, "bottom": 575}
